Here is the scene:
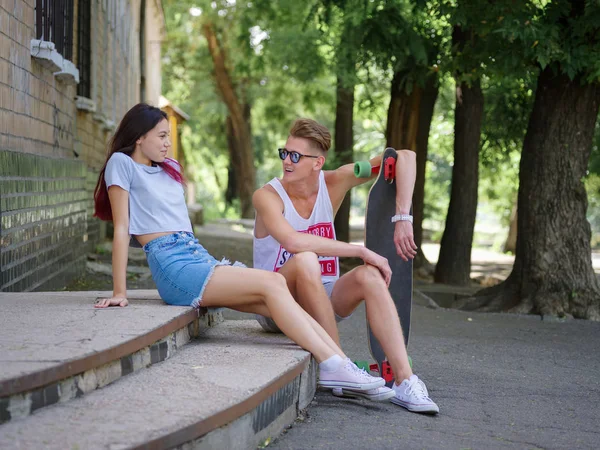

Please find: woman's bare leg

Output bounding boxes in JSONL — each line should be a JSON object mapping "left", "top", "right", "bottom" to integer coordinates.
{"left": 232, "top": 298, "right": 342, "bottom": 358}
{"left": 200, "top": 266, "right": 345, "bottom": 363}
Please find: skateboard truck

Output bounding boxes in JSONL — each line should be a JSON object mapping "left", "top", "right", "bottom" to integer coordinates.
{"left": 353, "top": 149, "right": 396, "bottom": 183}
{"left": 369, "top": 361, "right": 394, "bottom": 383}
{"left": 383, "top": 156, "right": 396, "bottom": 184}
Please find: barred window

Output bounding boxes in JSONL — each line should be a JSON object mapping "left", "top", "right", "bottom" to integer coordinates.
{"left": 139, "top": 0, "right": 146, "bottom": 101}
{"left": 77, "top": 0, "right": 91, "bottom": 97}
{"left": 36, "top": 0, "right": 75, "bottom": 60}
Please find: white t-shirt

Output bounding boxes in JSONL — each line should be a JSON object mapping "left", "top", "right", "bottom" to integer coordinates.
{"left": 104, "top": 152, "right": 192, "bottom": 244}
{"left": 253, "top": 171, "right": 339, "bottom": 284}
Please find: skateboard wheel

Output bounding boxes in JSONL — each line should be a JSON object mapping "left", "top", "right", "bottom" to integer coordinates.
{"left": 353, "top": 360, "right": 370, "bottom": 371}
{"left": 353, "top": 161, "right": 372, "bottom": 178}
{"left": 381, "top": 361, "right": 395, "bottom": 383}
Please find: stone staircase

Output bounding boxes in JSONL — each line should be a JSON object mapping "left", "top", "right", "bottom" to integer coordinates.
{"left": 0, "top": 291, "right": 315, "bottom": 449}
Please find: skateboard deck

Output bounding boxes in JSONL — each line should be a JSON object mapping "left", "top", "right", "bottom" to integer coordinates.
{"left": 361, "top": 147, "right": 413, "bottom": 387}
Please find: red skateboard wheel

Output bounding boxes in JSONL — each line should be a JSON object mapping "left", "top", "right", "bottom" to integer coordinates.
{"left": 369, "top": 361, "right": 394, "bottom": 383}
{"left": 381, "top": 361, "right": 394, "bottom": 382}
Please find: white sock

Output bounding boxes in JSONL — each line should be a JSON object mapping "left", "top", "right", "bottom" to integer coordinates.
{"left": 319, "top": 354, "right": 344, "bottom": 372}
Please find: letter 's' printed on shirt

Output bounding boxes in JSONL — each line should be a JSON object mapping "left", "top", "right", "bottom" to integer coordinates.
{"left": 273, "top": 222, "right": 338, "bottom": 276}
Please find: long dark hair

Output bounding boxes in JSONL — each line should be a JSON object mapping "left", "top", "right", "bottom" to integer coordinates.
{"left": 93, "top": 103, "right": 184, "bottom": 221}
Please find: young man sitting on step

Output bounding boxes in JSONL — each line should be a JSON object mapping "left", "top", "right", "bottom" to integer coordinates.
{"left": 252, "top": 118, "right": 439, "bottom": 414}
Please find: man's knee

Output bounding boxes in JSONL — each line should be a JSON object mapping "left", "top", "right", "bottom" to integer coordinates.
{"left": 293, "top": 252, "right": 321, "bottom": 280}
{"left": 355, "top": 264, "right": 385, "bottom": 287}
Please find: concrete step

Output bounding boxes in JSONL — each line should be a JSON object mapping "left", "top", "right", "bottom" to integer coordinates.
{"left": 0, "top": 291, "right": 223, "bottom": 424}
{"left": 0, "top": 320, "right": 316, "bottom": 450}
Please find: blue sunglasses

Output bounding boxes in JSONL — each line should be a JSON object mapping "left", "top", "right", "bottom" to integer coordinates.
{"left": 278, "top": 148, "right": 320, "bottom": 164}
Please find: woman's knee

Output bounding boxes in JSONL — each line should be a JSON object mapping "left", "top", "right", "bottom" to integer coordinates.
{"left": 262, "top": 272, "right": 295, "bottom": 307}
{"left": 250, "top": 270, "right": 288, "bottom": 296}
{"left": 267, "top": 271, "right": 289, "bottom": 291}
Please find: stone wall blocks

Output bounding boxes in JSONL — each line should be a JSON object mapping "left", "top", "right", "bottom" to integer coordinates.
{"left": 6, "top": 394, "right": 31, "bottom": 422}
{"left": 77, "top": 369, "right": 99, "bottom": 396}
{"left": 95, "top": 361, "right": 122, "bottom": 389}
{"left": 2, "top": 1, "right": 161, "bottom": 291}
{"left": 58, "top": 378, "right": 78, "bottom": 403}
{"left": 297, "top": 358, "right": 317, "bottom": 411}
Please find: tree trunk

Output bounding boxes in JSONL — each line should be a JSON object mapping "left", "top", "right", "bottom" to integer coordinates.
{"left": 225, "top": 102, "right": 251, "bottom": 210}
{"left": 203, "top": 22, "right": 255, "bottom": 218}
{"left": 459, "top": 68, "right": 600, "bottom": 320}
{"left": 225, "top": 116, "right": 238, "bottom": 206}
{"left": 434, "top": 79, "right": 484, "bottom": 285}
{"left": 503, "top": 200, "right": 518, "bottom": 254}
{"left": 333, "top": 77, "right": 355, "bottom": 243}
{"left": 385, "top": 71, "right": 439, "bottom": 270}
{"left": 413, "top": 75, "right": 439, "bottom": 269}
{"left": 385, "top": 70, "right": 420, "bottom": 150}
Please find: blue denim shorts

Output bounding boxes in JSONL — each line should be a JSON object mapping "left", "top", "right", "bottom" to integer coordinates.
{"left": 143, "top": 232, "right": 245, "bottom": 308}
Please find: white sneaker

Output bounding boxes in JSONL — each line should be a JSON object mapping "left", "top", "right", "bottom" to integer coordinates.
{"left": 332, "top": 386, "right": 395, "bottom": 402}
{"left": 391, "top": 375, "right": 439, "bottom": 414}
{"left": 319, "top": 358, "right": 385, "bottom": 391}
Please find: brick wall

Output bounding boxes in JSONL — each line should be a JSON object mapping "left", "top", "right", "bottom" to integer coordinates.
{"left": 0, "top": 0, "right": 164, "bottom": 292}
{"left": 0, "top": 151, "right": 87, "bottom": 291}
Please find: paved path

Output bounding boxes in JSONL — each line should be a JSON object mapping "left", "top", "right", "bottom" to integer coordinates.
{"left": 253, "top": 303, "right": 600, "bottom": 450}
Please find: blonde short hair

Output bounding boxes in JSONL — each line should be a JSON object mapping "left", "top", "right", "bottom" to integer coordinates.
{"left": 289, "top": 118, "right": 331, "bottom": 154}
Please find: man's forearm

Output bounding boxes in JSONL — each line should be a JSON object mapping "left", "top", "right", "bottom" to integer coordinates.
{"left": 286, "top": 232, "right": 365, "bottom": 259}
{"left": 395, "top": 150, "right": 417, "bottom": 214}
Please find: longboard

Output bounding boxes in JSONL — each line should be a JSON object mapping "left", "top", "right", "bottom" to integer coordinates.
{"left": 359, "top": 147, "right": 413, "bottom": 387}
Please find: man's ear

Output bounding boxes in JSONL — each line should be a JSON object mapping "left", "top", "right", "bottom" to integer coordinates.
{"left": 314, "top": 155, "right": 326, "bottom": 171}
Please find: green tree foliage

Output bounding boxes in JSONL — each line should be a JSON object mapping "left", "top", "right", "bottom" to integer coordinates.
{"left": 161, "top": 2, "right": 599, "bottom": 313}
{"left": 457, "top": 0, "right": 600, "bottom": 319}
{"left": 587, "top": 120, "right": 600, "bottom": 246}
{"left": 162, "top": 0, "right": 338, "bottom": 218}
{"left": 479, "top": 73, "right": 536, "bottom": 251}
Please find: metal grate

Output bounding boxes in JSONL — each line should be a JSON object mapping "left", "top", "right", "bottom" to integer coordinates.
{"left": 36, "top": 0, "right": 75, "bottom": 60}
{"left": 77, "top": 0, "right": 91, "bottom": 97}
{"left": 139, "top": 0, "right": 146, "bottom": 101}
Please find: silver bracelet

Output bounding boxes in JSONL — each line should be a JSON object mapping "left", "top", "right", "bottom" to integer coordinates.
{"left": 391, "top": 214, "right": 413, "bottom": 224}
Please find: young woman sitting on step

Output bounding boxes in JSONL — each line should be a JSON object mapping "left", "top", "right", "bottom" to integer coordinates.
{"left": 92, "top": 103, "right": 385, "bottom": 395}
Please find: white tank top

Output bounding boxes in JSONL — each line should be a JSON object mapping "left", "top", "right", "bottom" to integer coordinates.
{"left": 253, "top": 171, "right": 340, "bottom": 283}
